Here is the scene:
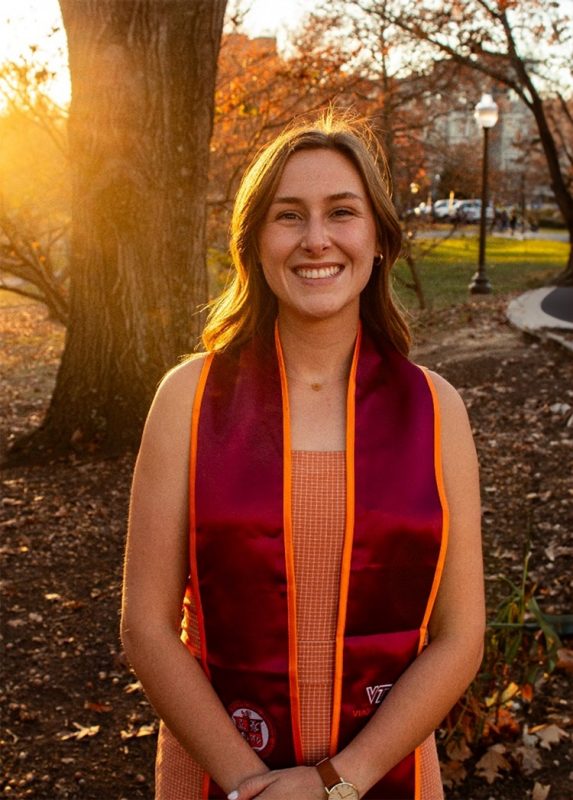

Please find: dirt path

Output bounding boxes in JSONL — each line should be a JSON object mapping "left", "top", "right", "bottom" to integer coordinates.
{"left": 1, "top": 301, "right": 572, "bottom": 799}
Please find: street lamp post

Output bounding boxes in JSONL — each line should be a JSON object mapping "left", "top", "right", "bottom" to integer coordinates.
{"left": 469, "top": 93, "right": 499, "bottom": 294}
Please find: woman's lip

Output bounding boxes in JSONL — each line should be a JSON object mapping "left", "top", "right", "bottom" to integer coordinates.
{"left": 292, "top": 264, "right": 344, "bottom": 279}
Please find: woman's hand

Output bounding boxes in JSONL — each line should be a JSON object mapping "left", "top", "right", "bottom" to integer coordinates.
{"left": 228, "top": 765, "right": 325, "bottom": 800}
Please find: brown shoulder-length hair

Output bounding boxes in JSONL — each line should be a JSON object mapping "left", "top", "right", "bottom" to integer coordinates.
{"left": 202, "top": 111, "right": 410, "bottom": 355}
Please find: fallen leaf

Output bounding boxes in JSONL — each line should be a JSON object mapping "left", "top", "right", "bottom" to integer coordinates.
{"left": 120, "top": 722, "right": 157, "bottom": 740}
{"left": 556, "top": 648, "right": 573, "bottom": 674}
{"left": 440, "top": 759, "right": 467, "bottom": 788}
{"left": 489, "top": 706, "right": 521, "bottom": 735}
{"left": 62, "top": 599, "right": 86, "bottom": 610}
{"left": 500, "top": 681, "right": 520, "bottom": 704}
{"left": 521, "top": 683, "right": 534, "bottom": 703}
{"left": 536, "top": 724, "right": 568, "bottom": 750}
{"left": 545, "top": 544, "right": 557, "bottom": 561}
{"left": 84, "top": 700, "right": 113, "bottom": 714}
{"left": 446, "top": 737, "right": 472, "bottom": 762}
{"left": 532, "top": 782, "right": 551, "bottom": 800}
{"left": 123, "top": 680, "right": 143, "bottom": 694}
{"left": 484, "top": 690, "right": 499, "bottom": 708}
{"left": 476, "top": 743, "right": 510, "bottom": 784}
{"left": 514, "top": 744, "right": 542, "bottom": 775}
{"left": 60, "top": 723, "right": 100, "bottom": 741}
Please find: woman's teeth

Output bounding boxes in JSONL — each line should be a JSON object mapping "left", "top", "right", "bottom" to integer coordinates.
{"left": 295, "top": 265, "right": 342, "bottom": 279}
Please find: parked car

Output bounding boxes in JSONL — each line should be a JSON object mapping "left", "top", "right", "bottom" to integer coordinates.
{"left": 455, "top": 199, "right": 494, "bottom": 223}
{"left": 432, "top": 198, "right": 462, "bottom": 220}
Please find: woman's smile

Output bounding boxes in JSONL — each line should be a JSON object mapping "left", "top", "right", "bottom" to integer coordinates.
{"left": 292, "top": 263, "right": 344, "bottom": 280}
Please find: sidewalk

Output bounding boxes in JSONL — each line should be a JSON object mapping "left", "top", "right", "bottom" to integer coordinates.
{"left": 507, "top": 286, "right": 573, "bottom": 351}
{"left": 492, "top": 228, "right": 568, "bottom": 242}
{"left": 421, "top": 225, "right": 569, "bottom": 242}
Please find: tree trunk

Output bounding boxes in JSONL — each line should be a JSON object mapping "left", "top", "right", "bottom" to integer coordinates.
{"left": 554, "top": 234, "right": 573, "bottom": 287}
{"left": 11, "top": 0, "right": 227, "bottom": 460}
{"left": 509, "top": 60, "right": 573, "bottom": 285}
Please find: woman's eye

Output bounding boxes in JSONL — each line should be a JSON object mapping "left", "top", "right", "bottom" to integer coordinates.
{"left": 332, "top": 208, "right": 354, "bottom": 218}
{"left": 276, "top": 211, "right": 301, "bottom": 221}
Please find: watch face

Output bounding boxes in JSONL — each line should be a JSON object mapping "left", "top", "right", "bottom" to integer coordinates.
{"left": 328, "top": 782, "right": 359, "bottom": 800}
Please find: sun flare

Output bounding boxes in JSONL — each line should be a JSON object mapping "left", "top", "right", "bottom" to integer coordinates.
{"left": 1, "top": 0, "right": 70, "bottom": 107}
{"left": 0, "top": 0, "right": 317, "bottom": 110}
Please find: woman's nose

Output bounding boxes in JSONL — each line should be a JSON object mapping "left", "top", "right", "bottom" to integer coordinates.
{"left": 300, "top": 217, "right": 329, "bottom": 253}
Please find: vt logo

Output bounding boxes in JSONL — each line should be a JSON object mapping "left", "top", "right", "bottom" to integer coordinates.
{"left": 366, "top": 683, "right": 393, "bottom": 705}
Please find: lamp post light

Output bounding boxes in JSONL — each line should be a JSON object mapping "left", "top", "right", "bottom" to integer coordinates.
{"left": 469, "top": 92, "right": 499, "bottom": 294}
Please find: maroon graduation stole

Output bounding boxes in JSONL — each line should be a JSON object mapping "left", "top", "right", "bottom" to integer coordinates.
{"left": 188, "top": 323, "right": 448, "bottom": 799}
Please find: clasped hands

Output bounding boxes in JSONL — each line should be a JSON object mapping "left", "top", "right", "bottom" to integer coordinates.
{"left": 228, "top": 765, "right": 326, "bottom": 800}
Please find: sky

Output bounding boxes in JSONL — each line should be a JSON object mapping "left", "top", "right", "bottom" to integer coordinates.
{"left": 240, "top": 0, "right": 315, "bottom": 37}
{"left": 0, "top": 0, "right": 319, "bottom": 106}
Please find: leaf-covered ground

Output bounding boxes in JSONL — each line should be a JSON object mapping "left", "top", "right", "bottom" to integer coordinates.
{"left": 1, "top": 300, "right": 572, "bottom": 799}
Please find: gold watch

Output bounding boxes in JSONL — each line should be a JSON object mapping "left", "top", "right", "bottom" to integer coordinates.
{"left": 316, "top": 758, "right": 359, "bottom": 799}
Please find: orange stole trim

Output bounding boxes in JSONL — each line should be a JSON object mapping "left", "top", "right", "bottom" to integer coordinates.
{"left": 201, "top": 771, "right": 211, "bottom": 800}
{"left": 189, "top": 353, "right": 215, "bottom": 678}
{"left": 417, "top": 367, "right": 450, "bottom": 652}
{"left": 274, "top": 325, "right": 304, "bottom": 764}
{"left": 414, "top": 367, "right": 450, "bottom": 800}
{"left": 329, "top": 325, "right": 361, "bottom": 756}
{"left": 413, "top": 367, "right": 448, "bottom": 800}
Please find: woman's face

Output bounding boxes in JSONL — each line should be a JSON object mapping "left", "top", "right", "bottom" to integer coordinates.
{"left": 257, "top": 148, "right": 379, "bottom": 324}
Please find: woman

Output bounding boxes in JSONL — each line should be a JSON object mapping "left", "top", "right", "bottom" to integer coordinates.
{"left": 121, "top": 113, "right": 484, "bottom": 800}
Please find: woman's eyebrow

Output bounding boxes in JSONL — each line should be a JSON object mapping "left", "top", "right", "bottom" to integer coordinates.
{"left": 271, "top": 191, "right": 364, "bottom": 205}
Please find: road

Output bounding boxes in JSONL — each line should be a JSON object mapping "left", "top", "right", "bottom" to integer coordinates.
{"left": 417, "top": 226, "right": 569, "bottom": 242}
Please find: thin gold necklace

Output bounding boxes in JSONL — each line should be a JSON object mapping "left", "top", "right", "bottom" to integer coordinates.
{"left": 286, "top": 373, "right": 348, "bottom": 392}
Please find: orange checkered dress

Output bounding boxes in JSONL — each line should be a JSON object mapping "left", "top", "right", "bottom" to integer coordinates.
{"left": 155, "top": 451, "right": 444, "bottom": 799}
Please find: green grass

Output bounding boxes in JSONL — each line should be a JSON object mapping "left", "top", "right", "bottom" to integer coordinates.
{"left": 394, "top": 235, "right": 569, "bottom": 310}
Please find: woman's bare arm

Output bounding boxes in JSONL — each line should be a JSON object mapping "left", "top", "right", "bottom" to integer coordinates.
{"left": 121, "top": 359, "right": 269, "bottom": 793}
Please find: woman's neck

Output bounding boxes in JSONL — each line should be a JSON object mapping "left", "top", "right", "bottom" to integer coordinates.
{"left": 277, "top": 309, "right": 359, "bottom": 386}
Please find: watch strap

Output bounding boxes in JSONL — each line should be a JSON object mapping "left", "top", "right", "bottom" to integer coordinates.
{"left": 316, "top": 757, "right": 342, "bottom": 790}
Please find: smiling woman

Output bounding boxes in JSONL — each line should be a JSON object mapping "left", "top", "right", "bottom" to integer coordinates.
{"left": 122, "top": 111, "right": 485, "bottom": 800}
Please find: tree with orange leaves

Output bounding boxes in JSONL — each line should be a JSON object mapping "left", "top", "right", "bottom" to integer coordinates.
{"left": 342, "top": 0, "right": 573, "bottom": 283}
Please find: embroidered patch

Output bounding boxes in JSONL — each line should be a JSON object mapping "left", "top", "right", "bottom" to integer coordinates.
{"left": 365, "top": 683, "right": 393, "bottom": 705}
{"left": 228, "top": 701, "right": 275, "bottom": 756}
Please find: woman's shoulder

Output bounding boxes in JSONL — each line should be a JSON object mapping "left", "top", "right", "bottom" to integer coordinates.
{"left": 422, "top": 368, "right": 465, "bottom": 410}
{"left": 134, "top": 356, "right": 212, "bottom": 495}
{"left": 415, "top": 367, "right": 472, "bottom": 439}
{"left": 158, "top": 352, "right": 209, "bottom": 398}
{"left": 143, "top": 353, "right": 209, "bottom": 440}
{"left": 420, "top": 368, "right": 475, "bottom": 458}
